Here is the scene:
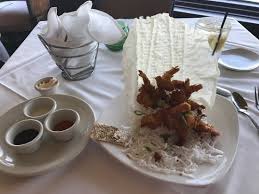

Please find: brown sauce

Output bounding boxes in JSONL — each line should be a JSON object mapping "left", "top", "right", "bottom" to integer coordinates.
{"left": 54, "top": 120, "right": 74, "bottom": 131}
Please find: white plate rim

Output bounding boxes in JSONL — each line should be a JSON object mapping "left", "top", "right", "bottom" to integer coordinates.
{"left": 219, "top": 48, "right": 259, "bottom": 71}
{"left": 0, "top": 94, "right": 95, "bottom": 177}
{"left": 98, "top": 95, "right": 239, "bottom": 186}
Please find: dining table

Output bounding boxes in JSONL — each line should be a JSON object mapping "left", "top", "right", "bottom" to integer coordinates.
{"left": 0, "top": 17, "right": 259, "bottom": 194}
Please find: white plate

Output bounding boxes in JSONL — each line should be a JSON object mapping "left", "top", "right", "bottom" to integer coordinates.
{"left": 98, "top": 94, "right": 239, "bottom": 186}
{"left": 219, "top": 48, "right": 259, "bottom": 71}
{"left": 0, "top": 94, "right": 95, "bottom": 176}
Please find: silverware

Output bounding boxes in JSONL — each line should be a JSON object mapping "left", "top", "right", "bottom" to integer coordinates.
{"left": 232, "top": 91, "right": 259, "bottom": 133}
{"left": 216, "top": 87, "right": 259, "bottom": 132}
{"left": 216, "top": 86, "right": 232, "bottom": 97}
{"left": 254, "top": 86, "right": 259, "bottom": 111}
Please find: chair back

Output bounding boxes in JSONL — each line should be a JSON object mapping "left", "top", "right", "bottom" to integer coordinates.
{"left": 26, "top": 0, "right": 50, "bottom": 21}
{"left": 94, "top": 0, "right": 171, "bottom": 18}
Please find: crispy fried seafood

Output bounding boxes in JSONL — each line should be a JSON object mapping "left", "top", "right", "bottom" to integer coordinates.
{"left": 137, "top": 67, "right": 220, "bottom": 146}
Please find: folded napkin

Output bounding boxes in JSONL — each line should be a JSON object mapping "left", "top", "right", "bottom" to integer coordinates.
{"left": 40, "top": 1, "right": 126, "bottom": 47}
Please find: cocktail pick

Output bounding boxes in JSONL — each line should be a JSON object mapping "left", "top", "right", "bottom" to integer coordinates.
{"left": 212, "top": 12, "right": 229, "bottom": 56}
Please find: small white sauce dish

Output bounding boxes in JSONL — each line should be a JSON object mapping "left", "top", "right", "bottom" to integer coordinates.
{"left": 44, "top": 109, "right": 80, "bottom": 142}
{"left": 23, "top": 97, "right": 57, "bottom": 121}
{"left": 5, "top": 119, "right": 44, "bottom": 154}
{"left": 34, "top": 77, "right": 59, "bottom": 96}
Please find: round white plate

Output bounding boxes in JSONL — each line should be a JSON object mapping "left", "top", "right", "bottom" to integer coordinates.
{"left": 98, "top": 94, "right": 239, "bottom": 186}
{"left": 219, "top": 48, "right": 259, "bottom": 71}
{"left": 0, "top": 94, "right": 95, "bottom": 176}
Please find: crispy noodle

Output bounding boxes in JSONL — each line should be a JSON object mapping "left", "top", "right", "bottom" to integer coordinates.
{"left": 119, "top": 14, "right": 223, "bottom": 178}
{"left": 123, "top": 119, "right": 224, "bottom": 178}
{"left": 117, "top": 87, "right": 225, "bottom": 178}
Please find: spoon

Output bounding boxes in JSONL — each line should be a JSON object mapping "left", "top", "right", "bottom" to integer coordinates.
{"left": 232, "top": 92, "right": 259, "bottom": 132}
{"left": 216, "top": 86, "right": 232, "bottom": 97}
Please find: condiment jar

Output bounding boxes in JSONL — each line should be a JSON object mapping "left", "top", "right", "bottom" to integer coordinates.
{"left": 5, "top": 119, "right": 44, "bottom": 154}
{"left": 34, "top": 77, "right": 59, "bottom": 96}
{"left": 44, "top": 109, "right": 80, "bottom": 142}
{"left": 23, "top": 97, "right": 57, "bottom": 121}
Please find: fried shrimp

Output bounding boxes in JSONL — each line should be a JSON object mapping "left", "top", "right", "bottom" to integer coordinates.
{"left": 137, "top": 70, "right": 159, "bottom": 108}
{"left": 137, "top": 66, "right": 220, "bottom": 145}
{"left": 162, "top": 66, "right": 180, "bottom": 81}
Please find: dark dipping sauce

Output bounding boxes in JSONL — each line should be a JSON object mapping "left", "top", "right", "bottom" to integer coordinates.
{"left": 13, "top": 129, "right": 39, "bottom": 145}
{"left": 54, "top": 120, "right": 74, "bottom": 131}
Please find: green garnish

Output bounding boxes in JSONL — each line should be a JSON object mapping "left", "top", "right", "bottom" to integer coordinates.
{"left": 160, "top": 134, "right": 171, "bottom": 142}
{"left": 157, "top": 100, "right": 166, "bottom": 108}
{"left": 145, "top": 146, "right": 152, "bottom": 152}
{"left": 134, "top": 110, "right": 145, "bottom": 116}
{"left": 183, "top": 111, "right": 192, "bottom": 117}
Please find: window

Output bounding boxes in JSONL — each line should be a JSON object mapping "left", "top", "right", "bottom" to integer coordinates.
{"left": 171, "top": 0, "right": 259, "bottom": 24}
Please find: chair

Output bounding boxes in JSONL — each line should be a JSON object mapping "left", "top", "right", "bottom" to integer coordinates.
{"left": 94, "top": 0, "right": 171, "bottom": 18}
{"left": 0, "top": 0, "right": 50, "bottom": 32}
{"left": 51, "top": 0, "right": 93, "bottom": 15}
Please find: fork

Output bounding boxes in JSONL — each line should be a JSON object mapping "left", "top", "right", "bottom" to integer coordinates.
{"left": 254, "top": 86, "right": 259, "bottom": 110}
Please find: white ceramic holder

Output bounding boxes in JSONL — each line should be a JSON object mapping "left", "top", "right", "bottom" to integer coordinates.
{"left": 5, "top": 119, "right": 44, "bottom": 154}
{"left": 23, "top": 97, "right": 57, "bottom": 121}
{"left": 44, "top": 109, "right": 80, "bottom": 142}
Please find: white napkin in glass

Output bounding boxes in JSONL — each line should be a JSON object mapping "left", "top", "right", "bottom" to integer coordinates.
{"left": 40, "top": 1, "right": 126, "bottom": 47}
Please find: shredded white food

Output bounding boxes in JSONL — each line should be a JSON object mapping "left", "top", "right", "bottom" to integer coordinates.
{"left": 91, "top": 120, "right": 224, "bottom": 178}
{"left": 124, "top": 123, "right": 224, "bottom": 178}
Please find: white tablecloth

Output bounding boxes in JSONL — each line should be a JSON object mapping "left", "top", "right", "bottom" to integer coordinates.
{"left": 0, "top": 18, "right": 259, "bottom": 194}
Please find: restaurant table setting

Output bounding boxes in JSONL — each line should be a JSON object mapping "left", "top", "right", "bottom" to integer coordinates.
{"left": 38, "top": 1, "right": 127, "bottom": 81}
{"left": 1, "top": 1, "right": 259, "bottom": 193}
